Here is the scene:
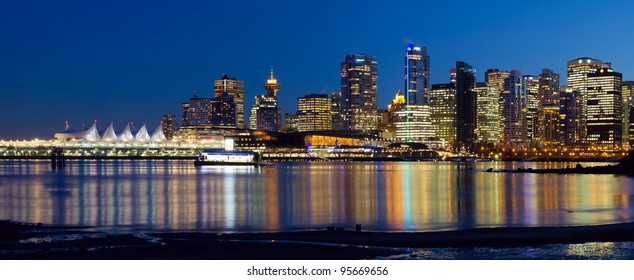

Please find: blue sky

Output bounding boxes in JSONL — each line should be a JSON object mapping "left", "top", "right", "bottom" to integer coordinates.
{"left": 1, "top": 0, "right": 633, "bottom": 139}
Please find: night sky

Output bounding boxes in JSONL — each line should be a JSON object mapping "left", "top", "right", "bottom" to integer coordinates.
{"left": 1, "top": 0, "right": 633, "bottom": 139}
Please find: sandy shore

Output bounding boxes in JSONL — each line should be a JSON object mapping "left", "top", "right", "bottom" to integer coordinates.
{"left": 3, "top": 220, "right": 634, "bottom": 259}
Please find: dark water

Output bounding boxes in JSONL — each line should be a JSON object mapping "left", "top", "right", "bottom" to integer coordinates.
{"left": 1, "top": 159, "right": 633, "bottom": 232}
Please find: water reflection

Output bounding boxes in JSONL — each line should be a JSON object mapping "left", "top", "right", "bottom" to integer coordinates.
{"left": 0, "top": 160, "right": 633, "bottom": 232}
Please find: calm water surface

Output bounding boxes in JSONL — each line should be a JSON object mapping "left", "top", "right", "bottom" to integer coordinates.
{"left": 1, "top": 159, "right": 633, "bottom": 232}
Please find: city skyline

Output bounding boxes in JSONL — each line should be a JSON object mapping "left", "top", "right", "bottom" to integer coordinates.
{"left": 2, "top": 1, "right": 634, "bottom": 139}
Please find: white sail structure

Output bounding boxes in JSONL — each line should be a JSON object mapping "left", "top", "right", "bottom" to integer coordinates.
{"left": 150, "top": 123, "right": 167, "bottom": 141}
{"left": 119, "top": 123, "right": 134, "bottom": 141}
{"left": 135, "top": 123, "right": 151, "bottom": 141}
{"left": 81, "top": 122, "right": 101, "bottom": 140}
{"left": 101, "top": 122, "right": 118, "bottom": 141}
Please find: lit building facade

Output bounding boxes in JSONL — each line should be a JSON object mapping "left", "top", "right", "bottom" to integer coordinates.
{"left": 567, "top": 57, "right": 608, "bottom": 144}
{"left": 455, "top": 61, "right": 477, "bottom": 152}
{"left": 249, "top": 69, "right": 282, "bottom": 132}
{"left": 559, "top": 88, "right": 581, "bottom": 145}
{"left": 214, "top": 74, "right": 245, "bottom": 128}
{"left": 622, "top": 81, "right": 634, "bottom": 148}
{"left": 404, "top": 44, "right": 430, "bottom": 105}
{"left": 429, "top": 83, "right": 456, "bottom": 149}
{"left": 340, "top": 54, "right": 378, "bottom": 132}
{"left": 297, "top": 94, "right": 331, "bottom": 132}
{"left": 485, "top": 69, "right": 511, "bottom": 94}
{"left": 586, "top": 68, "right": 623, "bottom": 149}
{"left": 330, "top": 91, "right": 343, "bottom": 130}
{"left": 182, "top": 92, "right": 212, "bottom": 126}
{"left": 474, "top": 83, "right": 501, "bottom": 145}
{"left": 394, "top": 104, "right": 433, "bottom": 143}
{"left": 161, "top": 114, "right": 178, "bottom": 140}
{"left": 386, "top": 90, "right": 406, "bottom": 141}
{"left": 502, "top": 70, "right": 527, "bottom": 147}
{"left": 209, "top": 92, "right": 237, "bottom": 128}
{"left": 538, "top": 69, "right": 561, "bottom": 146}
{"left": 524, "top": 75, "right": 539, "bottom": 144}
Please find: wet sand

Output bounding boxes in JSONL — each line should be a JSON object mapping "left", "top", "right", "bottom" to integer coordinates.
{"left": 3, "top": 220, "right": 634, "bottom": 259}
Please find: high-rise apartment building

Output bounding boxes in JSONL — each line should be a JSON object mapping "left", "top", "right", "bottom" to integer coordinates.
{"left": 586, "top": 68, "right": 623, "bottom": 149}
{"left": 538, "top": 69, "right": 561, "bottom": 146}
{"left": 429, "top": 83, "right": 456, "bottom": 149}
{"left": 340, "top": 54, "right": 378, "bottom": 132}
{"left": 214, "top": 74, "right": 244, "bottom": 128}
{"left": 249, "top": 69, "right": 282, "bottom": 131}
{"left": 502, "top": 70, "right": 527, "bottom": 147}
{"left": 622, "top": 81, "right": 634, "bottom": 147}
{"left": 404, "top": 44, "right": 429, "bottom": 105}
{"left": 455, "top": 61, "right": 477, "bottom": 152}
{"left": 474, "top": 83, "right": 501, "bottom": 145}
{"left": 567, "top": 57, "right": 609, "bottom": 144}
{"left": 297, "top": 94, "right": 332, "bottom": 132}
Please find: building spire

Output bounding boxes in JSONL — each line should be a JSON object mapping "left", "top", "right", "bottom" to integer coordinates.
{"left": 270, "top": 66, "right": 275, "bottom": 79}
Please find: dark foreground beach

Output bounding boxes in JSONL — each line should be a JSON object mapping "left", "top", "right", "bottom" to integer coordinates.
{"left": 3, "top": 220, "right": 634, "bottom": 260}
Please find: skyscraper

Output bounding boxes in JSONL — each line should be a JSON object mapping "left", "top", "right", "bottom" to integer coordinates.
{"left": 485, "top": 69, "right": 511, "bottom": 93}
{"left": 340, "top": 54, "right": 378, "bottom": 132}
{"left": 209, "top": 91, "right": 237, "bottom": 128}
{"left": 538, "top": 69, "right": 561, "bottom": 146}
{"left": 182, "top": 91, "right": 212, "bottom": 126}
{"left": 560, "top": 88, "right": 581, "bottom": 145}
{"left": 297, "top": 94, "right": 331, "bottom": 132}
{"left": 161, "top": 114, "right": 178, "bottom": 140}
{"left": 502, "top": 70, "right": 527, "bottom": 147}
{"left": 404, "top": 44, "right": 429, "bottom": 105}
{"left": 474, "top": 83, "right": 501, "bottom": 145}
{"left": 524, "top": 75, "right": 539, "bottom": 144}
{"left": 214, "top": 74, "right": 244, "bottom": 128}
{"left": 567, "top": 57, "right": 609, "bottom": 144}
{"left": 429, "top": 83, "right": 456, "bottom": 149}
{"left": 586, "top": 68, "right": 623, "bottom": 149}
{"left": 455, "top": 61, "right": 477, "bottom": 152}
{"left": 249, "top": 69, "right": 282, "bottom": 131}
{"left": 330, "top": 91, "right": 343, "bottom": 130}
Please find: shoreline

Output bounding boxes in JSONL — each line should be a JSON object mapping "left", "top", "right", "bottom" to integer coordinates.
{"left": 4, "top": 220, "right": 634, "bottom": 259}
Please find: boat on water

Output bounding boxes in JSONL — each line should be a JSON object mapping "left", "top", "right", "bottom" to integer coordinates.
{"left": 194, "top": 150, "right": 271, "bottom": 166}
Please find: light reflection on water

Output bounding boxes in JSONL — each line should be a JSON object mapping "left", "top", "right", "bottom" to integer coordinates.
{"left": 0, "top": 159, "right": 633, "bottom": 232}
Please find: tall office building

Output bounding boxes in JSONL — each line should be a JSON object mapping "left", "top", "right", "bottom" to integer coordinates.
{"left": 560, "top": 88, "right": 581, "bottom": 145}
{"left": 209, "top": 92, "right": 237, "bottom": 128}
{"left": 449, "top": 68, "right": 457, "bottom": 84}
{"left": 524, "top": 75, "right": 539, "bottom": 144}
{"left": 340, "top": 54, "right": 378, "bottom": 132}
{"left": 429, "top": 83, "right": 456, "bottom": 149}
{"left": 502, "top": 70, "right": 527, "bottom": 147}
{"left": 330, "top": 91, "right": 343, "bottom": 130}
{"left": 474, "top": 83, "right": 501, "bottom": 145}
{"left": 455, "top": 61, "right": 477, "bottom": 152}
{"left": 586, "top": 68, "right": 623, "bottom": 149}
{"left": 404, "top": 44, "right": 430, "bottom": 105}
{"left": 249, "top": 69, "right": 282, "bottom": 131}
{"left": 214, "top": 74, "right": 244, "bottom": 128}
{"left": 161, "top": 114, "right": 178, "bottom": 140}
{"left": 538, "top": 69, "right": 561, "bottom": 146}
{"left": 567, "top": 57, "right": 609, "bottom": 144}
{"left": 485, "top": 69, "right": 511, "bottom": 93}
{"left": 182, "top": 91, "right": 212, "bottom": 126}
{"left": 297, "top": 94, "right": 332, "bottom": 132}
{"left": 622, "top": 81, "right": 634, "bottom": 147}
